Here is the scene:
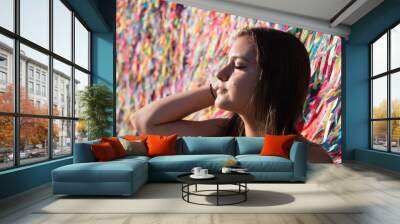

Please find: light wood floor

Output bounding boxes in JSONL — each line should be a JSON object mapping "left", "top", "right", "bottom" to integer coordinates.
{"left": 1, "top": 162, "right": 400, "bottom": 224}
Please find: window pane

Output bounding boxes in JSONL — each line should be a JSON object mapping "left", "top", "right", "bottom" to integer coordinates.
{"left": 20, "top": 117, "right": 49, "bottom": 165}
{"left": 20, "top": 0, "right": 49, "bottom": 49}
{"left": 372, "top": 121, "right": 388, "bottom": 151}
{"left": 391, "top": 72, "right": 400, "bottom": 118}
{"left": 0, "top": 34, "right": 14, "bottom": 112}
{"left": 20, "top": 44, "right": 49, "bottom": 115}
{"left": 74, "top": 17, "right": 89, "bottom": 70}
{"left": 75, "top": 120, "right": 88, "bottom": 143}
{"left": 53, "top": 119, "right": 72, "bottom": 157}
{"left": 53, "top": 59, "right": 72, "bottom": 117}
{"left": 53, "top": 0, "right": 71, "bottom": 60}
{"left": 0, "top": 116, "right": 13, "bottom": 170}
{"left": 0, "top": 0, "right": 14, "bottom": 31}
{"left": 372, "top": 33, "right": 387, "bottom": 76}
{"left": 372, "top": 77, "right": 387, "bottom": 119}
{"left": 391, "top": 24, "right": 400, "bottom": 70}
{"left": 391, "top": 120, "right": 400, "bottom": 153}
{"left": 74, "top": 69, "right": 89, "bottom": 118}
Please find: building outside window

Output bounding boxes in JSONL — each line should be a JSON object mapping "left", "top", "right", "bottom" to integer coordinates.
{"left": 0, "top": 0, "right": 91, "bottom": 171}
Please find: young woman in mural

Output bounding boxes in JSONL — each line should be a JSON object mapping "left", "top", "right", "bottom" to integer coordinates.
{"left": 131, "top": 27, "right": 332, "bottom": 163}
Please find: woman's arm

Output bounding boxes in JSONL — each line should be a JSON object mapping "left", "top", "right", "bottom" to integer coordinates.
{"left": 131, "top": 84, "right": 229, "bottom": 136}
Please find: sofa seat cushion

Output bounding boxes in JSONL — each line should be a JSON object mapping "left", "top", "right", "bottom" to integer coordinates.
{"left": 149, "top": 154, "right": 235, "bottom": 172}
{"left": 52, "top": 159, "right": 147, "bottom": 183}
{"left": 236, "top": 155, "right": 293, "bottom": 172}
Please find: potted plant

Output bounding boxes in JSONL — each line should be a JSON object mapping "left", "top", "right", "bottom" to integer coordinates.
{"left": 79, "top": 84, "right": 113, "bottom": 140}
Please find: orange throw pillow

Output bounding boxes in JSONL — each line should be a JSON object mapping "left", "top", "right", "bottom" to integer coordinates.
{"left": 91, "top": 142, "right": 117, "bottom": 161}
{"left": 101, "top": 137, "right": 127, "bottom": 158}
{"left": 146, "top": 134, "right": 177, "bottom": 157}
{"left": 124, "top": 135, "right": 147, "bottom": 141}
{"left": 260, "top": 134, "right": 297, "bottom": 159}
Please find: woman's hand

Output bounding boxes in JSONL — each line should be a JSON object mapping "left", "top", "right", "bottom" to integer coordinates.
{"left": 131, "top": 84, "right": 228, "bottom": 136}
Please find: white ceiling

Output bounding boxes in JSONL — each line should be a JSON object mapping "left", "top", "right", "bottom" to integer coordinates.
{"left": 227, "top": 0, "right": 353, "bottom": 23}
{"left": 174, "top": 0, "right": 384, "bottom": 37}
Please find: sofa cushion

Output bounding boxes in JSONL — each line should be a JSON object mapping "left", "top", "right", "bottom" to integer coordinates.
{"left": 259, "top": 134, "right": 296, "bottom": 159}
{"left": 91, "top": 142, "right": 118, "bottom": 161}
{"left": 101, "top": 137, "right": 127, "bottom": 158}
{"left": 236, "top": 155, "right": 293, "bottom": 172}
{"left": 177, "top": 137, "right": 235, "bottom": 155}
{"left": 147, "top": 134, "right": 177, "bottom": 157}
{"left": 52, "top": 158, "right": 147, "bottom": 183}
{"left": 236, "top": 137, "right": 263, "bottom": 155}
{"left": 148, "top": 154, "right": 235, "bottom": 172}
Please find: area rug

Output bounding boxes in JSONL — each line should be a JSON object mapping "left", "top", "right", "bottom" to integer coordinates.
{"left": 36, "top": 183, "right": 362, "bottom": 214}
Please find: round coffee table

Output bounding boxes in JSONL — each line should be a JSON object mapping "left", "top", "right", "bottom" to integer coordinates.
{"left": 177, "top": 172, "right": 255, "bottom": 206}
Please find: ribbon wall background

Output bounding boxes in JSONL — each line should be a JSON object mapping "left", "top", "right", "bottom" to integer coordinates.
{"left": 116, "top": 0, "right": 342, "bottom": 163}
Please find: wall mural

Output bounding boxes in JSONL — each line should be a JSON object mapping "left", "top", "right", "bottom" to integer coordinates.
{"left": 116, "top": 0, "right": 342, "bottom": 163}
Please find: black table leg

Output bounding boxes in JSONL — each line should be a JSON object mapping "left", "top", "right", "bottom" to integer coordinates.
{"left": 195, "top": 184, "right": 197, "bottom": 192}
{"left": 245, "top": 183, "right": 247, "bottom": 201}
{"left": 217, "top": 184, "right": 219, "bottom": 206}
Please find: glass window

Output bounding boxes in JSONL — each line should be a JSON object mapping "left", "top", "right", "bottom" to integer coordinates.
{"left": 0, "top": 1, "right": 91, "bottom": 170}
{"left": 372, "top": 121, "right": 388, "bottom": 151}
{"left": 20, "top": 44, "right": 49, "bottom": 115}
{"left": 371, "top": 24, "right": 400, "bottom": 154}
{"left": 19, "top": 117, "right": 49, "bottom": 165}
{"left": 74, "top": 17, "right": 89, "bottom": 70}
{"left": 75, "top": 120, "right": 88, "bottom": 143}
{"left": 372, "top": 33, "right": 387, "bottom": 76}
{"left": 391, "top": 72, "right": 400, "bottom": 118}
{"left": 20, "top": 0, "right": 49, "bottom": 49}
{"left": 391, "top": 120, "right": 400, "bottom": 153}
{"left": 0, "top": 35, "right": 14, "bottom": 113}
{"left": 0, "top": 54, "right": 7, "bottom": 67}
{"left": 372, "top": 77, "right": 387, "bottom": 119}
{"left": 74, "top": 69, "right": 89, "bottom": 118}
{"left": 0, "top": 116, "right": 13, "bottom": 170}
{"left": 53, "top": 119, "right": 72, "bottom": 158}
{"left": 28, "top": 67, "right": 34, "bottom": 79}
{"left": 0, "top": 71, "right": 7, "bottom": 84}
{"left": 391, "top": 24, "right": 400, "bottom": 70}
{"left": 42, "top": 85, "right": 46, "bottom": 96}
{"left": 35, "top": 70, "right": 40, "bottom": 80}
{"left": 36, "top": 83, "right": 40, "bottom": 95}
{"left": 53, "top": 59, "right": 72, "bottom": 116}
{"left": 0, "top": 0, "right": 14, "bottom": 31}
{"left": 28, "top": 81, "right": 33, "bottom": 93}
{"left": 53, "top": 0, "right": 72, "bottom": 60}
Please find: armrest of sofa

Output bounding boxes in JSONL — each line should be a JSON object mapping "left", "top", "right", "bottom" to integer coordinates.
{"left": 289, "top": 141, "right": 308, "bottom": 181}
{"left": 73, "top": 140, "right": 100, "bottom": 163}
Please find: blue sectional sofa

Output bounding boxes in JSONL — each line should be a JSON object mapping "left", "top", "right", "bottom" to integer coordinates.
{"left": 52, "top": 137, "right": 307, "bottom": 196}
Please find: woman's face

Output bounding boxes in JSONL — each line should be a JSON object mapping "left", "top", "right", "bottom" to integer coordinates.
{"left": 215, "top": 35, "right": 260, "bottom": 114}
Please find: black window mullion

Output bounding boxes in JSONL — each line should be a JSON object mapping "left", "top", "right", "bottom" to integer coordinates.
{"left": 49, "top": 0, "right": 53, "bottom": 160}
{"left": 370, "top": 45, "right": 373, "bottom": 149}
{"left": 13, "top": 0, "right": 20, "bottom": 167}
{"left": 71, "top": 10, "right": 76, "bottom": 155}
{"left": 387, "top": 30, "right": 391, "bottom": 152}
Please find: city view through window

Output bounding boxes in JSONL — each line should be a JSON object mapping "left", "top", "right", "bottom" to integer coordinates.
{"left": 371, "top": 23, "right": 400, "bottom": 153}
{"left": 0, "top": 0, "right": 91, "bottom": 170}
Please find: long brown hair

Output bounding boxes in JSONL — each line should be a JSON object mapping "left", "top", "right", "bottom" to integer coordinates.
{"left": 226, "top": 27, "right": 310, "bottom": 136}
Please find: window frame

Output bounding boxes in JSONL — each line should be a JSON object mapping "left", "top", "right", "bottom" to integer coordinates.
{"left": 0, "top": 0, "right": 92, "bottom": 171}
{"left": 370, "top": 20, "right": 400, "bottom": 154}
